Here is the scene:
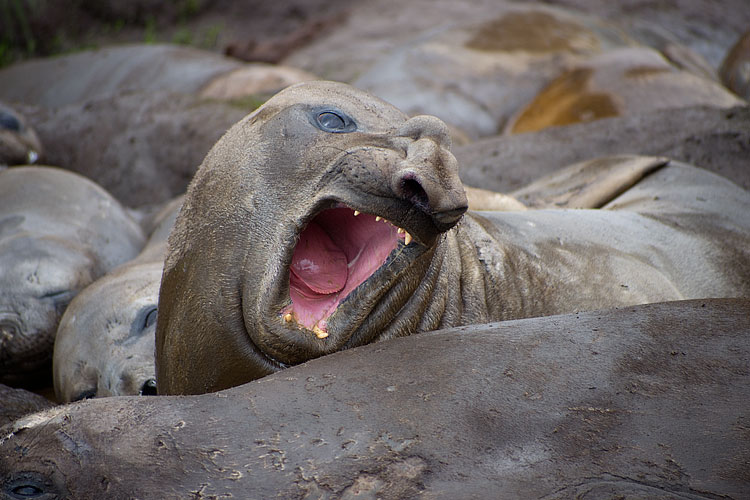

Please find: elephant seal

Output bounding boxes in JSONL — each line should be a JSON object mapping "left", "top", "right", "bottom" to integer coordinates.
{"left": 53, "top": 197, "right": 182, "bottom": 402}
{"left": 156, "top": 81, "right": 750, "bottom": 395}
{"left": 0, "top": 102, "right": 42, "bottom": 166}
{"left": 55, "top": 157, "right": 669, "bottom": 399}
{"left": 0, "top": 166, "right": 145, "bottom": 386}
{"left": 6, "top": 299, "right": 750, "bottom": 498}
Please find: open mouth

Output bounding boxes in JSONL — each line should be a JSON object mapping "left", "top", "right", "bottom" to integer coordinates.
{"left": 281, "top": 205, "right": 411, "bottom": 337}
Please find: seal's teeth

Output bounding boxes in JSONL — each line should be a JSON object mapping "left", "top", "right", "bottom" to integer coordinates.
{"left": 375, "top": 216, "right": 382, "bottom": 222}
{"left": 404, "top": 232, "right": 413, "bottom": 246}
{"left": 353, "top": 210, "right": 360, "bottom": 216}
{"left": 284, "top": 313, "right": 293, "bottom": 323}
{"left": 313, "top": 326, "right": 329, "bottom": 339}
{"left": 397, "top": 227, "right": 405, "bottom": 234}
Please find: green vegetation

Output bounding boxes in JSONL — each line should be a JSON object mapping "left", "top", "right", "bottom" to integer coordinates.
{"left": 0, "top": 0, "right": 37, "bottom": 66}
{"left": 0, "top": 0, "right": 225, "bottom": 68}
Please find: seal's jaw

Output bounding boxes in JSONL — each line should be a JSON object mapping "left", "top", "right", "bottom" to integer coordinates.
{"left": 281, "top": 205, "right": 410, "bottom": 337}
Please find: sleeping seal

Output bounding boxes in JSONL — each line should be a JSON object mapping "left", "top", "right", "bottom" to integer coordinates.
{"left": 6, "top": 299, "right": 750, "bottom": 498}
{"left": 156, "top": 81, "right": 750, "bottom": 395}
{"left": 0, "top": 102, "right": 42, "bottom": 166}
{"left": 0, "top": 166, "right": 145, "bottom": 385}
{"left": 53, "top": 197, "right": 182, "bottom": 401}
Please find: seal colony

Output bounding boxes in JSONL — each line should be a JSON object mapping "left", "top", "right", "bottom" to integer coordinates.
{"left": 156, "top": 81, "right": 750, "bottom": 395}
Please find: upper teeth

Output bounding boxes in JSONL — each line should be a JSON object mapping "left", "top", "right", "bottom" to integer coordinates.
{"left": 357, "top": 211, "right": 413, "bottom": 246}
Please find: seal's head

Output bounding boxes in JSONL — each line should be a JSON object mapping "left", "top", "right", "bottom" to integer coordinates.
{"left": 0, "top": 235, "right": 95, "bottom": 385}
{"left": 156, "top": 81, "right": 468, "bottom": 394}
{"left": 0, "top": 102, "right": 42, "bottom": 166}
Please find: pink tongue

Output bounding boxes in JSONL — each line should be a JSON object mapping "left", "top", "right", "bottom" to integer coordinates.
{"left": 291, "top": 221, "right": 347, "bottom": 294}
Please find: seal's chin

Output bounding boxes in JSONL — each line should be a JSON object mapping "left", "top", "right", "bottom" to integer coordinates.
{"left": 281, "top": 205, "right": 410, "bottom": 337}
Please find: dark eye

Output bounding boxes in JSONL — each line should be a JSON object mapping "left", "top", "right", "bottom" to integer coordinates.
{"left": 315, "top": 110, "right": 355, "bottom": 133}
{"left": 11, "top": 484, "right": 43, "bottom": 498}
{"left": 72, "top": 388, "right": 97, "bottom": 401}
{"left": 0, "top": 110, "right": 21, "bottom": 132}
{"left": 41, "top": 290, "right": 73, "bottom": 316}
{"left": 4, "top": 473, "right": 59, "bottom": 499}
{"left": 318, "top": 112, "right": 344, "bottom": 129}
{"left": 143, "top": 307, "right": 158, "bottom": 330}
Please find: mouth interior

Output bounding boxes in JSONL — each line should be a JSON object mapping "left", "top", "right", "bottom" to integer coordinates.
{"left": 287, "top": 207, "right": 403, "bottom": 331}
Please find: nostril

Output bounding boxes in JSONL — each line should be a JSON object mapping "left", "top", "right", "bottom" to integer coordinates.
{"left": 0, "top": 320, "right": 20, "bottom": 346}
{"left": 140, "top": 378, "right": 158, "bottom": 396}
{"left": 400, "top": 177, "right": 430, "bottom": 212}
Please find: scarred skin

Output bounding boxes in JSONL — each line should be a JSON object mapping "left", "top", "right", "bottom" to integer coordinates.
{"left": 156, "top": 81, "right": 750, "bottom": 395}
{"left": 5, "top": 299, "right": 750, "bottom": 498}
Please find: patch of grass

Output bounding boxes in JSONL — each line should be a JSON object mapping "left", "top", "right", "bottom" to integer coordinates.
{"left": 177, "top": 0, "right": 201, "bottom": 19}
{"left": 0, "top": 41, "right": 14, "bottom": 67}
{"left": 144, "top": 15, "right": 157, "bottom": 44}
{"left": 199, "top": 23, "right": 222, "bottom": 50}
{"left": 172, "top": 27, "right": 193, "bottom": 45}
{"left": 0, "top": 0, "right": 36, "bottom": 66}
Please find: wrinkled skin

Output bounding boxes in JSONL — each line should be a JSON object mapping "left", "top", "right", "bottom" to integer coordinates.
{"left": 156, "top": 81, "right": 750, "bottom": 395}
{"left": 0, "top": 166, "right": 145, "bottom": 385}
{"left": 0, "top": 102, "right": 42, "bottom": 166}
{"left": 53, "top": 197, "right": 182, "bottom": 401}
{"left": 5, "top": 299, "right": 750, "bottom": 499}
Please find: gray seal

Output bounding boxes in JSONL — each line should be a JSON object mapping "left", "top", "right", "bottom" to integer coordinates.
{"left": 0, "top": 166, "right": 145, "bottom": 385}
{"left": 0, "top": 102, "right": 42, "bottom": 166}
{"left": 53, "top": 197, "right": 182, "bottom": 401}
{"left": 156, "top": 81, "right": 750, "bottom": 395}
{"left": 5, "top": 299, "right": 750, "bottom": 498}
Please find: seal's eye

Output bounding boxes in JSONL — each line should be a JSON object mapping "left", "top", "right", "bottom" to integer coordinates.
{"left": 315, "top": 110, "right": 356, "bottom": 133}
{"left": 10, "top": 484, "right": 43, "bottom": 498}
{"left": 72, "top": 388, "right": 97, "bottom": 401}
{"left": 143, "top": 307, "right": 158, "bottom": 330}
{"left": 0, "top": 111, "right": 21, "bottom": 132}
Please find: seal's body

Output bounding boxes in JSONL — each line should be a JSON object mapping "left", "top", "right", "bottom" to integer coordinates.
{"left": 7, "top": 300, "right": 750, "bottom": 498}
{"left": 52, "top": 197, "right": 182, "bottom": 401}
{"left": 0, "top": 166, "right": 145, "bottom": 384}
{"left": 156, "top": 81, "right": 750, "bottom": 395}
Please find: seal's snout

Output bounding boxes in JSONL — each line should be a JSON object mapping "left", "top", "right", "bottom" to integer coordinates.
{"left": 0, "top": 314, "right": 22, "bottom": 351}
{"left": 396, "top": 114, "right": 452, "bottom": 147}
{"left": 140, "top": 378, "right": 158, "bottom": 396}
{"left": 393, "top": 115, "right": 468, "bottom": 230}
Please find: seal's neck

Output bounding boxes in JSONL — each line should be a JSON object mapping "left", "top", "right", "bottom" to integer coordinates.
{"left": 428, "top": 212, "right": 561, "bottom": 327}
